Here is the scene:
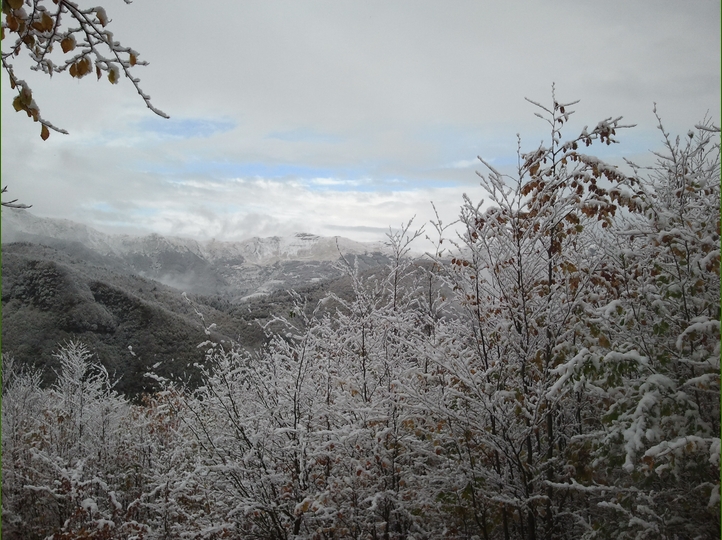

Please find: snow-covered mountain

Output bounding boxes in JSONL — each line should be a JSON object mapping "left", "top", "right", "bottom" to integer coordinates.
{"left": 1, "top": 209, "right": 385, "bottom": 263}
{"left": 1, "top": 209, "right": 391, "bottom": 299}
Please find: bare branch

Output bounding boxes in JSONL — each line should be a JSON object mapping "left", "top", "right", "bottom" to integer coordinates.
{"left": 1, "top": 186, "right": 32, "bottom": 208}
{"left": 1, "top": 0, "right": 169, "bottom": 138}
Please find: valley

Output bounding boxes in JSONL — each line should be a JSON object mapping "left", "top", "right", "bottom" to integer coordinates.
{"left": 1, "top": 209, "right": 393, "bottom": 396}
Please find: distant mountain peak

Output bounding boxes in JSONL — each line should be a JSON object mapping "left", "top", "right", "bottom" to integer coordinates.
{"left": 1, "top": 209, "right": 389, "bottom": 267}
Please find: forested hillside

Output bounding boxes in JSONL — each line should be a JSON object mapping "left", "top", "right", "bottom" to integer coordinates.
{"left": 3, "top": 102, "right": 719, "bottom": 539}
{"left": 0, "top": 225, "right": 391, "bottom": 395}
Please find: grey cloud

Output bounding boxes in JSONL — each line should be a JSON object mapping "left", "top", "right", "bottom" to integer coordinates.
{"left": 2, "top": 0, "right": 719, "bottom": 245}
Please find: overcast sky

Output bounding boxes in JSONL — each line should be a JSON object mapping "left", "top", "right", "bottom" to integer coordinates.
{"left": 2, "top": 0, "right": 720, "bottom": 244}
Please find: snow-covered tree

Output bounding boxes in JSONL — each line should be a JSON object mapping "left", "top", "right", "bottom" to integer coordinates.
{"left": 2, "top": 94, "right": 717, "bottom": 540}
{"left": 2, "top": 342, "right": 150, "bottom": 539}
{"left": 159, "top": 222, "right": 449, "bottom": 538}
{"left": 411, "top": 90, "right": 644, "bottom": 539}
{"left": 548, "top": 112, "right": 720, "bottom": 539}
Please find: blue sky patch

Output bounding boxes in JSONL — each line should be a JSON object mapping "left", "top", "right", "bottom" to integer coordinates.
{"left": 210, "top": 161, "right": 340, "bottom": 179}
{"left": 134, "top": 157, "right": 460, "bottom": 194}
{"left": 138, "top": 117, "right": 236, "bottom": 139}
{"left": 138, "top": 159, "right": 371, "bottom": 182}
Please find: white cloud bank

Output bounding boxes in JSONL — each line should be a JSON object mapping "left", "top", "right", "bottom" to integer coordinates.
{"left": 1, "top": 0, "right": 719, "bottom": 246}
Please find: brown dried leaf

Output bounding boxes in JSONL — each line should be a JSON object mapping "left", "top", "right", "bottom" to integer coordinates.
{"left": 60, "top": 36, "right": 75, "bottom": 53}
{"left": 76, "top": 57, "right": 91, "bottom": 77}
{"left": 41, "top": 12, "right": 53, "bottom": 32}
{"left": 6, "top": 14, "right": 19, "bottom": 32}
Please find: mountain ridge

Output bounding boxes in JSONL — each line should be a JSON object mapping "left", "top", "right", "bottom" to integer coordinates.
{"left": 1, "top": 209, "right": 388, "bottom": 266}
{"left": 1, "top": 209, "right": 393, "bottom": 300}
{"left": 1, "top": 210, "right": 392, "bottom": 395}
